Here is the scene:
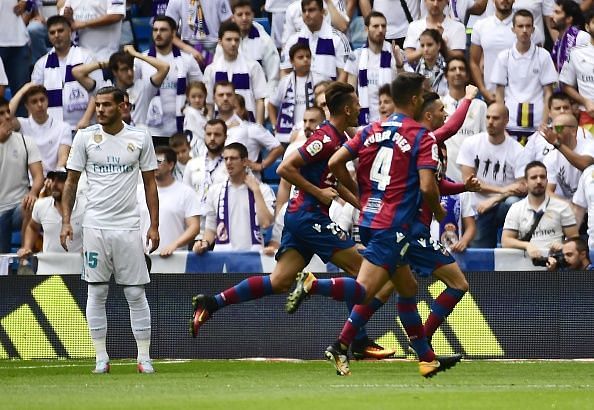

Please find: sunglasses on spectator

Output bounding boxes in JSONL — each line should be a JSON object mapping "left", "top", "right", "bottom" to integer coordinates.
{"left": 551, "top": 124, "right": 577, "bottom": 133}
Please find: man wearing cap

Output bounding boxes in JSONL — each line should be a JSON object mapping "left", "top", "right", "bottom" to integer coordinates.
{"left": 17, "top": 169, "right": 84, "bottom": 259}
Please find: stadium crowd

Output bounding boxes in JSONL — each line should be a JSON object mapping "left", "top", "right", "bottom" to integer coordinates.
{"left": 0, "top": 0, "right": 594, "bottom": 273}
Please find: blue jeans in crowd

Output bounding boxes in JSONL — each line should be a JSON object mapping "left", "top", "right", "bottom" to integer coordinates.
{"left": 0, "top": 205, "right": 23, "bottom": 254}
{"left": 471, "top": 196, "right": 521, "bottom": 249}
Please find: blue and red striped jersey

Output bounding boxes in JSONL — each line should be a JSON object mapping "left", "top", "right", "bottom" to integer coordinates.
{"left": 345, "top": 113, "right": 438, "bottom": 230}
{"left": 287, "top": 121, "right": 347, "bottom": 216}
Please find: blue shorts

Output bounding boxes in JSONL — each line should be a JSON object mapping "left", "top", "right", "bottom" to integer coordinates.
{"left": 277, "top": 209, "right": 355, "bottom": 264}
{"left": 359, "top": 226, "right": 410, "bottom": 274}
{"left": 407, "top": 222, "right": 455, "bottom": 277}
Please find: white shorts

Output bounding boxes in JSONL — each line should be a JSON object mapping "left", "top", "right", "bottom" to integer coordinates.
{"left": 82, "top": 227, "right": 150, "bottom": 286}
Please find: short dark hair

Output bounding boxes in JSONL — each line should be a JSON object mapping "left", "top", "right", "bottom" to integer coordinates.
{"left": 206, "top": 118, "right": 228, "bottom": 135}
{"left": 390, "top": 72, "right": 426, "bottom": 106}
{"left": 224, "top": 142, "right": 248, "bottom": 159}
{"left": 169, "top": 133, "right": 190, "bottom": 149}
{"left": 289, "top": 42, "right": 311, "bottom": 60}
{"left": 231, "top": 0, "right": 253, "bottom": 13}
{"left": 445, "top": 55, "right": 469, "bottom": 73}
{"left": 524, "top": 160, "right": 547, "bottom": 178}
{"left": 421, "top": 91, "right": 441, "bottom": 113}
{"left": 155, "top": 146, "right": 177, "bottom": 164}
{"left": 23, "top": 85, "right": 48, "bottom": 105}
{"left": 96, "top": 86, "right": 125, "bottom": 104}
{"left": 218, "top": 20, "right": 241, "bottom": 39}
{"left": 109, "top": 51, "right": 134, "bottom": 73}
{"left": 214, "top": 80, "right": 235, "bottom": 94}
{"left": 548, "top": 90, "right": 573, "bottom": 108}
{"left": 364, "top": 11, "right": 386, "bottom": 27}
{"left": 564, "top": 237, "right": 590, "bottom": 258}
{"left": 556, "top": 0, "right": 585, "bottom": 29}
{"left": 305, "top": 105, "right": 326, "bottom": 120}
{"left": 513, "top": 9, "right": 534, "bottom": 26}
{"left": 234, "top": 93, "right": 248, "bottom": 121}
{"left": 153, "top": 15, "right": 177, "bottom": 31}
{"left": 324, "top": 82, "right": 356, "bottom": 116}
{"left": 378, "top": 83, "right": 392, "bottom": 98}
{"left": 301, "top": 0, "right": 323, "bottom": 12}
{"left": 47, "top": 15, "right": 71, "bottom": 30}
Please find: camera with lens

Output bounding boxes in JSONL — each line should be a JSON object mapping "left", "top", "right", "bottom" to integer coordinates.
{"left": 532, "top": 251, "right": 568, "bottom": 269}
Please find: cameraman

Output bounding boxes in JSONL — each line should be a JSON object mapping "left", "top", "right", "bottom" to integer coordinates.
{"left": 502, "top": 161, "right": 578, "bottom": 259}
{"left": 547, "top": 237, "right": 593, "bottom": 271}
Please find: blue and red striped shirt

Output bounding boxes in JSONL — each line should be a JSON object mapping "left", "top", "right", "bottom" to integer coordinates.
{"left": 287, "top": 121, "right": 347, "bottom": 216}
{"left": 345, "top": 113, "right": 438, "bottom": 230}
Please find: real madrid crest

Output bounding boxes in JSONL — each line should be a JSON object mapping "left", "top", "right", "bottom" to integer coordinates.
{"left": 127, "top": 143, "right": 135, "bottom": 152}
{"left": 93, "top": 133, "right": 102, "bottom": 143}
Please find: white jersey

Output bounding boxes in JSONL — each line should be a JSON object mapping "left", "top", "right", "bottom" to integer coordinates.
{"left": 373, "top": 0, "right": 420, "bottom": 40}
{"left": 184, "top": 106, "right": 208, "bottom": 157}
{"left": 0, "top": 58, "right": 7, "bottom": 86}
{"left": 32, "top": 196, "right": 84, "bottom": 253}
{"left": 281, "top": 0, "right": 349, "bottom": 44}
{"left": 204, "top": 181, "right": 275, "bottom": 251}
{"left": 166, "top": 0, "right": 232, "bottom": 49}
{"left": 18, "top": 116, "right": 72, "bottom": 176}
{"left": 572, "top": 164, "right": 594, "bottom": 248}
{"left": 490, "top": 43, "right": 558, "bottom": 130}
{"left": 543, "top": 137, "right": 594, "bottom": 199}
{"left": 441, "top": 94, "right": 487, "bottom": 182}
{"left": 0, "top": 1, "right": 29, "bottom": 46}
{"left": 456, "top": 132, "right": 527, "bottom": 207}
{"left": 403, "top": 16, "right": 466, "bottom": 52}
{"left": 503, "top": 195, "right": 576, "bottom": 250}
{"left": 471, "top": 14, "right": 515, "bottom": 92}
{"left": 559, "top": 43, "right": 594, "bottom": 109}
{"left": 138, "top": 181, "right": 200, "bottom": 252}
{"left": 524, "top": 126, "right": 592, "bottom": 163}
{"left": 62, "top": 0, "right": 125, "bottom": 61}
{"left": 420, "top": 0, "right": 475, "bottom": 23}
{"left": 67, "top": 123, "right": 157, "bottom": 230}
{"left": 127, "top": 78, "right": 159, "bottom": 129}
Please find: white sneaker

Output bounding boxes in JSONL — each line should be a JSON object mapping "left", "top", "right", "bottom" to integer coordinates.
{"left": 137, "top": 360, "right": 155, "bottom": 374}
{"left": 92, "top": 360, "right": 110, "bottom": 374}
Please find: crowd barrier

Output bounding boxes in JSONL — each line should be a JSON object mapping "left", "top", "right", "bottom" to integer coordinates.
{"left": 1, "top": 250, "right": 593, "bottom": 360}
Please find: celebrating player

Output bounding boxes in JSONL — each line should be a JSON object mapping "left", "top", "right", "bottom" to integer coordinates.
{"left": 190, "top": 82, "right": 396, "bottom": 360}
{"left": 60, "top": 86, "right": 160, "bottom": 374}
{"left": 286, "top": 73, "right": 462, "bottom": 378}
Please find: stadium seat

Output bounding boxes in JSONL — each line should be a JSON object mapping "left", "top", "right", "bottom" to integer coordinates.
{"left": 254, "top": 17, "right": 271, "bottom": 35}
{"left": 262, "top": 159, "right": 281, "bottom": 183}
{"left": 131, "top": 17, "right": 152, "bottom": 52}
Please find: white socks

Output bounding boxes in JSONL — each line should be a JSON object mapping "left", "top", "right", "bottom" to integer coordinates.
{"left": 87, "top": 284, "right": 109, "bottom": 363}
{"left": 123, "top": 286, "right": 152, "bottom": 362}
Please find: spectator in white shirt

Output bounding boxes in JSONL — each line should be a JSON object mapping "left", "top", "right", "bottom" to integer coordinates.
{"left": 560, "top": 10, "right": 594, "bottom": 135}
{"left": 441, "top": 56, "right": 487, "bottom": 182}
{"left": 9, "top": 83, "right": 72, "bottom": 176}
{"left": 502, "top": 160, "right": 578, "bottom": 258}
{"left": 183, "top": 81, "right": 209, "bottom": 158}
{"left": 420, "top": 0, "right": 488, "bottom": 23}
{"left": 572, "top": 163, "right": 594, "bottom": 249}
{"left": 265, "top": 0, "right": 293, "bottom": 48}
{"left": 60, "top": 0, "right": 126, "bottom": 61}
{"left": 72, "top": 46, "right": 170, "bottom": 130}
{"left": 541, "top": 113, "right": 594, "bottom": 200}
{"left": 212, "top": 80, "right": 249, "bottom": 147}
{"left": 0, "top": 57, "right": 7, "bottom": 98}
{"left": 491, "top": 9, "right": 558, "bottom": 135}
{"left": 511, "top": 0, "right": 555, "bottom": 46}
{"left": 204, "top": 20, "right": 268, "bottom": 124}
{"left": 193, "top": 142, "right": 275, "bottom": 253}
{"left": 281, "top": 0, "right": 352, "bottom": 81}
{"left": 403, "top": 0, "right": 466, "bottom": 65}
{"left": 359, "top": 0, "right": 420, "bottom": 47}
{"left": 282, "top": 0, "right": 351, "bottom": 43}
{"left": 139, "top": 146, "right": 200, "bottom": 257}
{"left": 169, "top": 133, "right": 193, "bottom": 182}
{"left": 227, "top": 0, "right": 280, "bottom": 97}
{"left": 407, "top": 28, "right": 448, "bottom": 96}
{"left": 469, "top": 0, "right": 516, "bottom": 105}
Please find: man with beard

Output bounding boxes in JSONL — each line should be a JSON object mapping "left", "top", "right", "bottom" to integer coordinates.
{"left": 191, "top": 82, "right": 396, "bottom": 361}
{"left": 550, "top": 0, "right": 589, "bottom": 73}
{"left": 342, "top": 11, "right": 398, "bottom": 126}
{"left": 60, "top": 86, "right": 159, "bottom": 374}
{"left": 502, "top": 161, "right": 577, "bottom": 258}
{"left": 182, "top": 119, "right": 229, "bottom": 235}
{"left": 212, "top": 81, "right": 249, "bottom": 147}
{"left": 138, "top": 146, "right": 200, "bottom": 257}
{"left": 18, "top": 169, "right": 84, "bottom": 258}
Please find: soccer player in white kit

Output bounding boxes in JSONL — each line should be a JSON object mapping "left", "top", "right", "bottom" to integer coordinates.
{"left": 60, "top": 86, "right": 160, "bottom": 374}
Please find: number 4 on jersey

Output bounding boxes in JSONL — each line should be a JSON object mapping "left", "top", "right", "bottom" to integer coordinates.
{"left": 370, "top": 146, "right": 393, "bottom": 191}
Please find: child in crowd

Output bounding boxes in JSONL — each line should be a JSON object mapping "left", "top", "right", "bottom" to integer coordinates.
{"left": 183, "top": 81, "right": 209, "bottom": 158}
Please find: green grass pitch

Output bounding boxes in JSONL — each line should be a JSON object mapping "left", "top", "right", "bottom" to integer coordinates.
{"left": 1, "top": 359, "right": 593, "bottom": 409}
